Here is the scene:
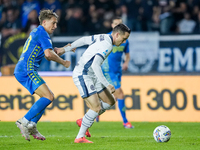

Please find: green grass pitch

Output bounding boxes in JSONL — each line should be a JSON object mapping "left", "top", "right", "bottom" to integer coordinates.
{"left": 0, "top": 122, "right": 199, "bottom": 150}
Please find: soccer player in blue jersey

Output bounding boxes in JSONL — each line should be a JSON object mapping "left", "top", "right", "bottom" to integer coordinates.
{"left": 14, "top": 9, "right": 71, "bottom": 141}
{"left": 101, "top": 17, "right": 134, "bottom": 129}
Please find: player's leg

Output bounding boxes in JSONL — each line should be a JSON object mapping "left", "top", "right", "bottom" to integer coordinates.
{"left": 27, "top": 83, "right": 54, "bottom": 140}
{"left": 75, "top": 94, "right": 100, "bottom": 143}
{"left": 24, "top": 83, "right": 53, "bottom": 122}
{"left": 73, "top": 74, "right": 100, "bottom": 143}
{"left": 98, "top": 88, "right": 116, "bottom": 114}
{"left": 114, "top": 88, "right": 133, "bottom": 128}
{"left": 114, "top": 88, "right": 127, "bottom": 122}
{"left": 93, "top": 75, "right": 116, "bottom": 116}
{"left": 96, "top": 70, "right": 114, "bottom": 122}
{"left": 16, "top": 83, "right": 53, "bottom": 141}
{"left": 96, "top": 114, "right": 100, "bottom": 122}
{"left": 114, "top": 72, "right": 133, "bottom": 128}
{"left": 76, "top": 118, "right": 91, "bottom": 137}
{"left": 15, "top": 72, "right": 53, "bottom": 141}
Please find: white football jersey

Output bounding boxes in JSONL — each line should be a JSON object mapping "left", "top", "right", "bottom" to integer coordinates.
{"left": 77, "top": 34, "right": 112, "bottom": 72}
{"left": 65, "top": 34, "right": 114, "bottom": 97}
{"left": 72, "top": 34, "right": 113, "bottom": 89}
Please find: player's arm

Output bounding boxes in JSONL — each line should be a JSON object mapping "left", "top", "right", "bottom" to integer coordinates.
{"left": 54, "top": 43, "right": 76, "bottom": 56}
{"left": 91, "top": 54, "right": 115, "bottom": 94}
{"left": 38, "top": 33, "right": 70, "bottom": 68}
{"left": 122, "top": 53, "right": 130, "bottom": 71}
{"left": 64, "top": 36, "right": 95, "bottom": 51}
{"left": 122, "top": 40, "right": 130, "bottom": 71}
{"left": 44, "top": 48, "right": 70, "bottom": 68}
{"left": 54, "top": 36, "right": 94, "bottom": 56}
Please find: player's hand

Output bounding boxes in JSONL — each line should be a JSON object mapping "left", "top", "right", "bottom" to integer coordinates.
{"left": 54, "top": 47, "right": 65, "bottom": 56}
{"left": 71, "top": 47, "right": 76, "bottom": 52}
{"left": 63, "top": 43, "right": 77, "bottom": 52}
{"left": 63, "top": 60, "right": 71, "bottom": 68}
{"left": 54, "top": 43, "right": 74, "bottom": 56}
{"left": 107, "top": 84, "right": 115, "bottom": 94}
{"left": 122, "top": 63, "right": 128, "bottom": 71}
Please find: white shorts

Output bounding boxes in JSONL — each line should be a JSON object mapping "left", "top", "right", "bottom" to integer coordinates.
{"left": 73, "top": 69, "right": 105, "bottom": 98}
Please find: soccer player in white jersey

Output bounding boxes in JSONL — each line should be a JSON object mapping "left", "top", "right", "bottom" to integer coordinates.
{"left": 55, "top": 23, "right": 131, "bottom": 143}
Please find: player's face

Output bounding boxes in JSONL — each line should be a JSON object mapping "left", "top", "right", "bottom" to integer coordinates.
{"left": 43, "top": 16, "right": 58, "bottom": 34}
{"left": 111, "top": 19, "right": 122, "bottom": 29}
{"left": 114, "top": 32, "right": 130, "bottom": 46}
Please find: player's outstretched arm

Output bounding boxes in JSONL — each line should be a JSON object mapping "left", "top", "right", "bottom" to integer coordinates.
{"left": 64, "top": 36, "right": 94, "bottom": 52}
{"left": 55, "top": 36, "right": 94, "bottom": 55}
{"left": 54, "top": 43, "right": 76, "bottom": 56}
{"left": 44, "top": 48, "right": 71, "bottom": 68}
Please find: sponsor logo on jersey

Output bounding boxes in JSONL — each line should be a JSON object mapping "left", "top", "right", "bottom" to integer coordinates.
{"left": 103, "top": 50, "right": 108, "bottom": 56}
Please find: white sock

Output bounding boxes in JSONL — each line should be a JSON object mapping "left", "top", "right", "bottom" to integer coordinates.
{"left": 22, "top": 117, "right": 29, "bottom": 125}
{"left": 98, "top": 100, "right": 112, "bottom": 115}
{"left": 27, "top": 121, "right": 37, "bottom": 129}
{"left": 101, "top": 100, "right": 111, "bottom": 109}
{"left": 76, "top": 109, "right": 98, "bottom": 139}
{"left": 29, "top": 121, "right": 36, "bottom": 126}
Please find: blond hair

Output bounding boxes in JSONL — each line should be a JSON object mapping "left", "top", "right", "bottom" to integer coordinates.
{"left": 38, "top": 9, "right": 58, "bottom": 25}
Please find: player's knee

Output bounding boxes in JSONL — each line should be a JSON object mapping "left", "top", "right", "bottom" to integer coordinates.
{"left": 118, "top": 92, "right": 124, "bottom": 99}
{"left": 47, "top": 93, "right": 54, "bottom": 101}
{"left": 115, "top": 90, "right": 124, "bottom": 99}
{"left": 92, "top": 105, "right": 102, "bottom": 113}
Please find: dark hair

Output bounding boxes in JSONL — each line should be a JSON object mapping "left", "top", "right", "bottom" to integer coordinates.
{"left": 38, "top": 9, "right": 58, "bottom": 24}
{"left": 112, "top": 23, "right": 131, "bottom": 34}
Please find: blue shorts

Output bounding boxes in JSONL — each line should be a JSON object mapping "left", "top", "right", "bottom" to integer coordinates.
{"left": 14, "top": 71, "right": 45, "bottom": 95}
{"left": 103, "top": 71, "right": 121, "bottom": 89}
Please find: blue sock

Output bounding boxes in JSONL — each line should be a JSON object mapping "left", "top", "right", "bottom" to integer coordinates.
{"left": 118, "top": 99, "right": 128, "bottom": 123}
{"left": 30, "top": 109, "right": 45, "bottom": 123}
{"left": 24, "top": 97, "right": 51, "bottom": 121}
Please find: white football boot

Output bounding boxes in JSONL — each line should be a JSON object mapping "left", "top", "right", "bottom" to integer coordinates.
{"left": 15, "top": 118, "right": 30, "bottom": 141}
{"left": 28, "top": 122, "right": 46, "bottom": 141}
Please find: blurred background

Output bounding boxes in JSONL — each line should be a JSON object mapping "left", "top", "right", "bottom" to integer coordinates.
{"left": 1, "top": 0, "right": 200, "bottom": 122}
{"left": 1, "top": 0, "right": 200, "bottom": 75}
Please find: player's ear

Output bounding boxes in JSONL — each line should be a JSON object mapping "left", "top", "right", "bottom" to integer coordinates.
{"left": 116, "top": 32, "right": 120, "bottom": 38}
{"left": 42, "top": 20, "right": 46, "bottom": 26}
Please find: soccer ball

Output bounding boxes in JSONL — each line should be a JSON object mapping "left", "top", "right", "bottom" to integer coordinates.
{"left": 153, "top": 125, "right": 171, "bottom": 142}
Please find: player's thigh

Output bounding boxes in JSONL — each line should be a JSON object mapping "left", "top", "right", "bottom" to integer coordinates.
{"left": 84, "top": 93, "right": 101, "bottom": 112}
{"left": 95, "top": 77, "right": 115, "bottom": 105}
{"left": 98, "top": 88, "right": 115, "bottom": 106}
{"left": 34, "top": 83, "right": 54, "bottom": 101}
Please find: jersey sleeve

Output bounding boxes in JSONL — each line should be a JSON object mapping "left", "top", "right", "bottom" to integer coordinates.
{"left": 124, "top": 40, "right": 129, "bottom": 53}
{"left": 37, "top": 31, "right": 53, "bottom": 51}
{"left": 64, "top": 35, "right": 95, "bottom": 52}
{"left": 91, "top": 55, "right": 110, "bottom": 87}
